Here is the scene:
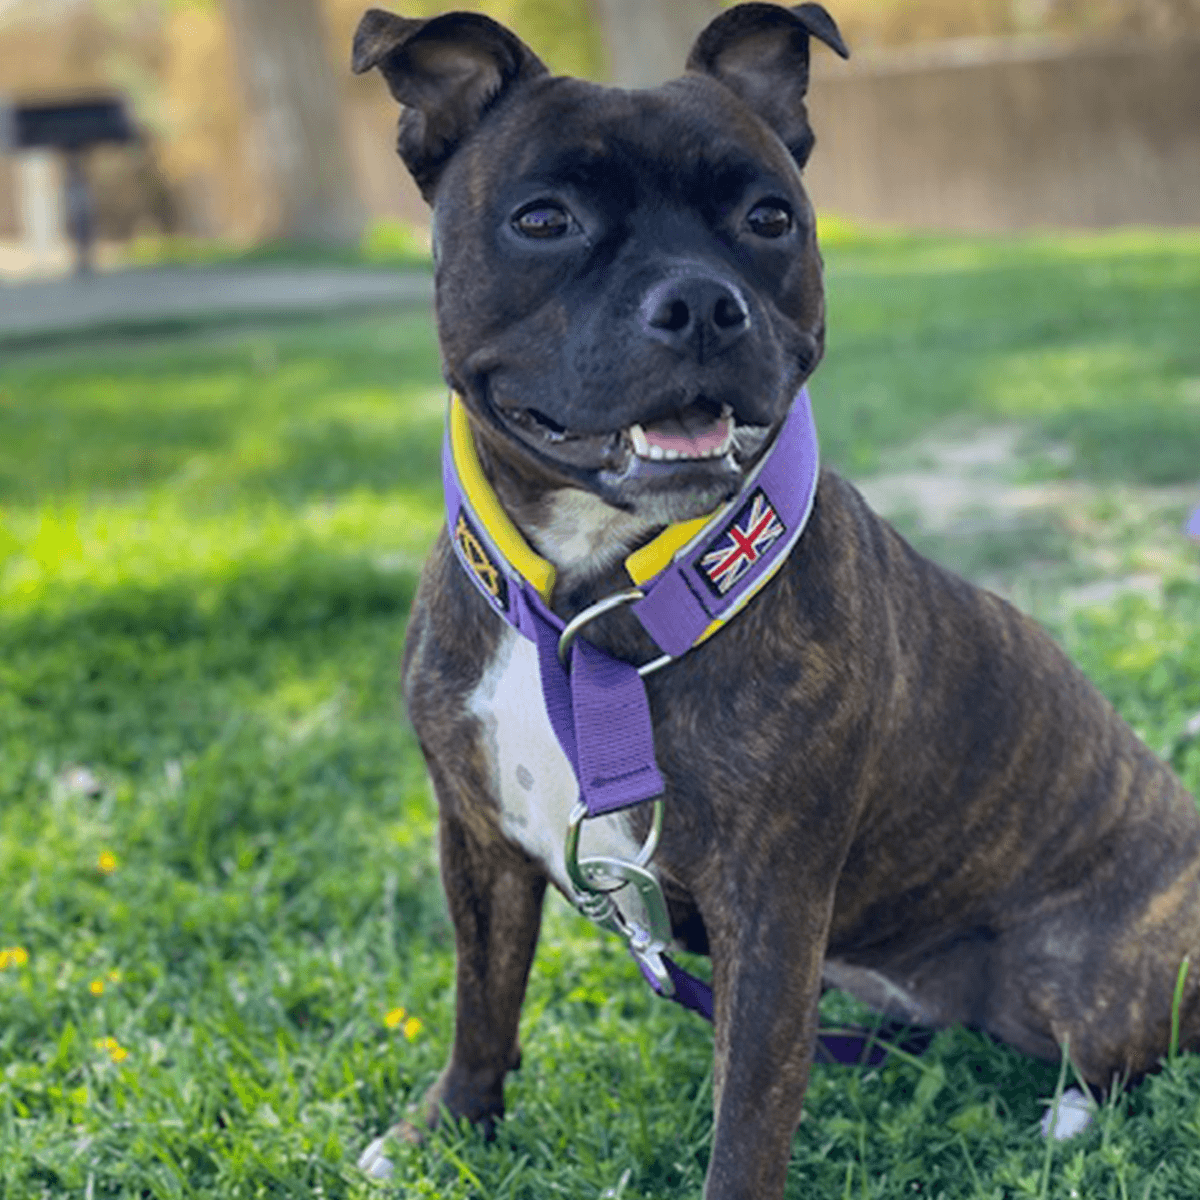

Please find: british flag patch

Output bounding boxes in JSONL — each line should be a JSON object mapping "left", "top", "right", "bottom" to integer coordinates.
{"left": 698, "top": 489, "right": 786, "bottom": 597}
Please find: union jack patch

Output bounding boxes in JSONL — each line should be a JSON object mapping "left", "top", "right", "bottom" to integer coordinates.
{"left": 698, "top": 489, "right": 786, "bottom": 598}
{"left": 454, "top": 510, "right": 509, "bottom": 612}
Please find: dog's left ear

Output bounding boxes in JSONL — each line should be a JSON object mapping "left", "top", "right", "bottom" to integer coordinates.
{"left": 352, "top": 8, "right": 548, "bottom": 201}
{"left": 687, "top": 2, "right": 849, "bottom": 169}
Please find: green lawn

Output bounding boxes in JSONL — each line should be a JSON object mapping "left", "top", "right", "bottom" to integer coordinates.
{"left": 1, "top": 230, "right": 1199, "bottom": 1199}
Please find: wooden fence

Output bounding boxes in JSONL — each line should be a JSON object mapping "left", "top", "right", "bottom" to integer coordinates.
{"left": 804, "top": 35, "right": 1200, "bottom": 231}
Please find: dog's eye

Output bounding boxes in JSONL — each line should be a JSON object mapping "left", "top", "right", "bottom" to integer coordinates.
{"left": 746, "top": 202, "right": 793, "bottom": 239}
{"left": 512, "top": 203, "right": 573, "bottom": 239}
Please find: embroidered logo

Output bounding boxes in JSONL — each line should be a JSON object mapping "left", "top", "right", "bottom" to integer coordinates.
{"left": 698, "top": 489, "right": 785, "bottom": 597}
{"left": 454, "top": 511, "right": 508, "bottom": 611}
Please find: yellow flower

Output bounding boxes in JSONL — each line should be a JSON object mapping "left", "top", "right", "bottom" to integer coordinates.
{"left": 97, "top": 852, "right": 118, "bottom": 875}
{"left": 89, "top": 979, "right": 105, "bottom": 996}
{"left": 402, "top": 1016, "right": 423, "bottom": 1041}
{"left": 107, "top": 969, "right": 122, "bottom": 984}
{"left": 94, "top": 1036, "right": 128, "bottom": 1063}
{"left": 384, "top": 1006, "right": 406, "bottom": 1030}
{"left": 11, "top": 948, "right": 28, "bottom": 966}
{"left": 0, "top": 952, "right": 7, "bottom": 970}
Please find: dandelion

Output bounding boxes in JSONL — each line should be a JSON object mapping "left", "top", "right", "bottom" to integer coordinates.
{"left": 0, "top": 948, "right": 29, "bottom": 970}
{"left": 107, "top": 969, "right": 121, "bottom": 983}
{"left": 94, "top": 1036, "right": 128, "bottom": 1064}
{"left": 89, "top": 979, "right": 105, "bottom": 996}
{"left": 384, "top": 1006, "right": 406, "bottom": 1030}
{"left": 402, "top": 1017, "right": 423, "bottom": 1041}
{"left": 97, "top": 851, "right": 118, "bottom": 875}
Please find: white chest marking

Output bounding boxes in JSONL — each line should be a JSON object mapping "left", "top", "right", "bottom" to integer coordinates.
{"left": 467, "top": 625, "right": 644, "bottom": 894}
{"left": 525, "top": 488, "right": 657, "bottom": 596}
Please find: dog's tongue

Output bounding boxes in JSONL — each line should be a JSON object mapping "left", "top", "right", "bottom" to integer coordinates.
{"left": 638, "top": 410, "right": 730, "bottom": 458}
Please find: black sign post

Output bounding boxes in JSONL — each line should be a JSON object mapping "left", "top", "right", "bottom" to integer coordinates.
{"left": 1, "top": 96, "right": 135, "bottom": 275}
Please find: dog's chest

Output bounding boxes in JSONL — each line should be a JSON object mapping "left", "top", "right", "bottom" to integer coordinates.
{"left": 466, "top": 625, "right": 643, "bottom": 893}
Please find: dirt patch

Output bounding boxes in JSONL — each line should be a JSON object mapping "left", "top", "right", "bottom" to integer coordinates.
{"left": 853, "top": 423, "right": 1200, "bottom": 620}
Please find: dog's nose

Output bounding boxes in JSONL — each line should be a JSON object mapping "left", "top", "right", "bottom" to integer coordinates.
{"left": 641, "top": 275, "right": 750, "bottom": 358}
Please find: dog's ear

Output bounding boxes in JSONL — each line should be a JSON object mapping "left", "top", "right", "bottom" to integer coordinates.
{"left": 687, "top": 3, "right": 848, "bottom": 169}
{"left": 352, "top": 8, "right": 548, "bottom": 201}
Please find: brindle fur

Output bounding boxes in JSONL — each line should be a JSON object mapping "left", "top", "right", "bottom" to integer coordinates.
{"left": 354, "top": 6, "right": 1200, "bottom": 1197}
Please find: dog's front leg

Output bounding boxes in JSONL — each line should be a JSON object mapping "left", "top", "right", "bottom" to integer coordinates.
{"left": 701, "top": 890, "right": 832, "bottom": 1200}
{"left": 419, "top": 794, "right": 548, "bottom": 1135}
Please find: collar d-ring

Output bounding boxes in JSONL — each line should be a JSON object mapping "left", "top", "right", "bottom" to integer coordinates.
{"left": 556, "top": 588, "right": 673, "bottom": 677}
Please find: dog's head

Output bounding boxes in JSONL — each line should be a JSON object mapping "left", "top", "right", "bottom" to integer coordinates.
{"left": 354, "top": 3, "right": 847, "bottom": 535}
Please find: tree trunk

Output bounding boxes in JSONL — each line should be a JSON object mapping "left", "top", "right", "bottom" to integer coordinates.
{"left": 589, "top": 0, "right": 724, "bottom": 86}
{"left": 223, "top": 0, "right": 363, "bottom": 244}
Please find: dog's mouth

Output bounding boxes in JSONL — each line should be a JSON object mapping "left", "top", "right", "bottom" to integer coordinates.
{"left": 628, "top": 403, "right": 734, "bottom": 462}
{"left": 497, "top": 393, "right": 766, "bottom": 482}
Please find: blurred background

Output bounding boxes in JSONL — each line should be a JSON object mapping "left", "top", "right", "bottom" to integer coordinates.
{"left": 2, "top": 0, "right": 1199, "bottom": 277}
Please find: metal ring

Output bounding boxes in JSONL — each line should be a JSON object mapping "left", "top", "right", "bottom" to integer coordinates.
{"left": 557, "top": 588, "right": 645, "bottom": 666}
{"left": 633, "top": 796, "right": 664, "bottom": 867}
{"left": 637, "top": 654, "right": 673, "bottom": 677}
{"left": 565, "top": 796, "right": 665, "bottom": 896}
{"left": 556, "top": 588, "right": 676, "bottom": 677}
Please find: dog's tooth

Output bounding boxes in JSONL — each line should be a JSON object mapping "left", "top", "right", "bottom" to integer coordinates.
{"left": 648, "top": 444, "right": 665, "bottom": 461}
{"left": 664, "top": 448, "right": 680, "bottom": 461}
{"left": 718, "top": 416, "right": 734, "bottom": 455}
{"left": 629, "top": 423, "right": 650, "bottom": 457}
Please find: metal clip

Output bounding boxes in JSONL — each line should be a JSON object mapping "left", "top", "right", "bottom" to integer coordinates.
{"left": 565, "top": 800, "right": 675, "bottom": 996}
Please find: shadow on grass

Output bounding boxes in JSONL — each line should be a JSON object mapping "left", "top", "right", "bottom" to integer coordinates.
{"left": 0, "top": 545, "right": 420, "bottom": 777}
{"left": 0, "top": 542, "right": 441, "bottom": 972}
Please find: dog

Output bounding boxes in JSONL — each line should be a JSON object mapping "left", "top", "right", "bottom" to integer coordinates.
{"left": 351, "top": 6, "right": 1200, "bottom": 1196}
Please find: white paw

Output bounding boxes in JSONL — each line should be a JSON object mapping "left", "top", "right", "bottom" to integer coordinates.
{"left": 1040, "top": 1086, "right": 1095, "bottom": 1140}
{"left": 357, "top": 1134, "right": 397, "bottom": 1179}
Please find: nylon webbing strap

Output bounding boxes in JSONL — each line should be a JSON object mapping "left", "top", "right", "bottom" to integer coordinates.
{"left": 519, "top": 587, "right": 665, "bottom": 816}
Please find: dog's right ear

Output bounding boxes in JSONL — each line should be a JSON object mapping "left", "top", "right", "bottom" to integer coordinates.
{"left": 352, "top": 8, "right": 548, "bottom": 201}
{"left": 687, "top": 3, "right": 849, "bottom": 169}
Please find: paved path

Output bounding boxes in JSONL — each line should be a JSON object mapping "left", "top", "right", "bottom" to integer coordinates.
{"left": 0, "top": 265, "right": 434, "bottom": 342}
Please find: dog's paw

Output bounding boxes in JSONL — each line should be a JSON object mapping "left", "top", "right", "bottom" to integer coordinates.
{"left": 1040, "top": 1087, "right": 1095, "bottom": 1140}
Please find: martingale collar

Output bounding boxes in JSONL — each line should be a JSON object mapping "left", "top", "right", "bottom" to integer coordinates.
{"left": 441, "top": 389, "right": 819, "bottom": 1020}
{"left": 444, "top": 386, "right": 820, "bottom": 668}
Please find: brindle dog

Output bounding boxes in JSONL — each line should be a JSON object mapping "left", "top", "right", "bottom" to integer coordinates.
{"left": 351, "top": 5, "right": 1200, "bottom": 1197}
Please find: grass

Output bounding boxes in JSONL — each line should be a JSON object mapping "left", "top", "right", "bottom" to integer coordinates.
{"left": 1, "top": 229, "right": 1199, "bottom": 1198}
{"left": 817, "top": 226, "right": 1200, "bottom": 484}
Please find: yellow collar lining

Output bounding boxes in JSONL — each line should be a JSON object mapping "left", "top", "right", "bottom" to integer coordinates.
{"left": 449, "top": 395, "right": 722, "bottom": 603}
